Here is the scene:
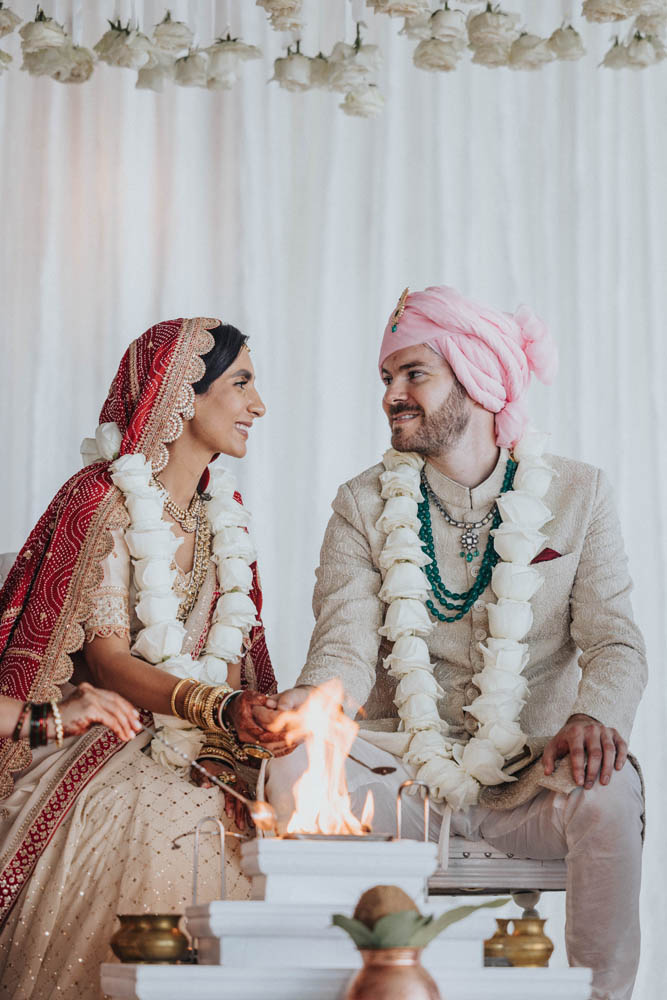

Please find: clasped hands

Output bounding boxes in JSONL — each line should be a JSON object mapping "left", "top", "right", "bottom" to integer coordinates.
{"left": 543, "top": 713, "right": 628, "bottom": 789}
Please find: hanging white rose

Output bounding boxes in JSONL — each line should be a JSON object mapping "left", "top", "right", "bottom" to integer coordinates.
{"left": 135, "top": 592, "right": 183, "bottom": 628}
{"left": 379, "top": 527, "right": 431, "bottom": 571}
{"left": 459, "top": 739, "right": 509, "bottom": 785}
{"left": 487, "top": 598, "right": 534, "bottom": 641}
{"left": 479, "top": 638, "right": 529, "bottom": 674}
{"left": 133, "top": 557, "right": 177, "bottom": 592}
{"left": 635, "top": 11, "right": 667, "bottom": 36}
{"left": 413, "top": 38, "right": 463, "bottom": 72}
{"left": 216, "top": 557, "right": 254, "bottom": 593}
{"left": 153, "top": 11, "right": 193, "bottom": 53}
{"left": 382, "top": 448, "right": 423, "bottom": 472}
{"left": 271, "top": 51, "right": 311, "bottom": 91}
{"left": 379, "top": 562, "right": 430, "bottom": 602}
{"left": 476, "top": 666, "right": 529, "bottom": 699}
{"left": 308, "top": 53, "right": 332, "bottom": 88}
{"left": 174, "top": 49, "right": 208, "bottom": 87}
{"left": 383, "top": 634, "right": 433, "bottom": 676}
{"left": 508, "top": 33, "right": 555, "bottom": 70}
{"left": 205, "top": 623, "right": 246, "bottom": 661}
{"left": 94, "top": 421, "right": 123, "bottom": 459}
{"left": 375, "top": 495, "right": 420, "bottom": 534}
{"left": 491, "top": 523, "right": 546, "bottom": 564}
{"left": 464, "top": 692, "right": 525, "bottom": 726}
{"left": 626, "top": 32, "right": 664, "bottom": 65}
{"left": 430, "top": 8, "right": 467, "bottom": 43}
{"left": 548, "top": 25, "right": 586, "bottom": 61}
{"left": 379, "top": 597, "right": 433, "bottom": 640}
{"left": 404, "top": 730, "right": 455, "bottom": 766}
{"left": 512, "top": 427, "right": 549, "bottom": 460}
{"left": 136, "top": 55, "right": 174, "bottom": 92}
{"left": 378, "top": 0, "right": 431, "bottom": 16}
{"left": 476, "top": 719, "right": 527, "bottom": 757}
{"left": 0, "top": 48, "right": 11, "bottom": 72}
{"left": 399, "top": 13, "right": 432, "bottom": 40}
{"left": 491, "top": 562, "right": 543, "bottom": 602}
{"left": 397, "top": 693, "right": 444, "bottom": 731}
{"left": 160, "top": 653, "right": 198, "bottom": 678}
{"left": 213, "top": 592, "right": 259, "bottom": 633}
{"left": 496, "top": 492, "right": 552, "bottom": 530}
{"left": 582, "top": 0, "right": 635, "bottom": 22}
{"left": 19, "top": 12, "right": 68, "bottom": 52}
{"left": 395, "top": 670, "right": 444, "bottom": 706}
{"left": 206, "top": 492, "right": 251, "bottom": 530}
{"left": 467, "top": 7, "right": 521, "bottom": 47}
{"left": 22, "top": 43, "right": 95, "bottom": 84}
{"left": 379, "top": 466, "right": 422, "bottom": 500}
{"left": 211, "top": 526, "right": 256, "bottom": 563}
{"left": 132, "top": 621, "right": 186, "bottom": 662}
{"left": 0, "top": 6, "right": 21, "bottom": 38}
{"left": 124, "top": 494, "right": 167, "bottom": 529}
{"left": 416, "top": 757, "right": 479, "bottom": 811}
{"left": 329, "top": 42, "right": 382, "bottom": 92}
{"left": 94, "top": 21, "right": 154, "bottom": 69}
{"left": 206, "top": 38, "right": 261, "bottom": 91}
{"left": 125, "top": 527, "right": 182, "bottom": 561}
{"left": 601, "top": 38, "right": 631, "bottom": 66}
{"left": 512, "top": 457, "right": 556, "bottom": 498}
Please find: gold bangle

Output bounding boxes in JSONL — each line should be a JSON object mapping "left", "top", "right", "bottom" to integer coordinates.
{"left": 170, "top": 677, "right": 196, "bottom": 720}
{"left": 183, "top": 682, "right": 205, "bottom": 727}
{"left": 198, "top": 745, "right": 236, "bottom": 768}
{"left": 49, "top": 700, "right": 64, "bottom": 748}
{"left": 192, "top": 685, "right": 211, "bottom": 729}
{"left": 202, "top": 684, "right": 233, "bottom": 731}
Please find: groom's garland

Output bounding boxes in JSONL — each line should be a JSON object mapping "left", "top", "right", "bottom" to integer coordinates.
{"left": 82, "top": 421, "right": 258, "bottom": 772}
{"left": 376, "top": 429, "right": 555, "bottom": 810}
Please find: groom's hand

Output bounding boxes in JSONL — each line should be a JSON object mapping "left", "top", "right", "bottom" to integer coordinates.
{"left": 543, "top": 713, "right": 627, "bottom": 789}
{"left": 252, "top": 685, "right": 315, "bottom": 754}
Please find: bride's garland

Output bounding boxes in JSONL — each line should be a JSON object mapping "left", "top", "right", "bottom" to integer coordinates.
{"left": 376, "top": 428, "right": 555, "bottom": 810}
{"left": 81, "top": 421, "right": 258, "bottom": 772}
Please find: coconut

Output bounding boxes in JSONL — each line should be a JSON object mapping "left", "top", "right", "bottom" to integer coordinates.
{"left": 353, "top": 885, "right": 419, "bottom": 928}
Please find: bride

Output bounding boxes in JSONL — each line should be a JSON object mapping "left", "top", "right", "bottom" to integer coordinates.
{"left": 0, "top": 317, "right": 286, "bottom": 998}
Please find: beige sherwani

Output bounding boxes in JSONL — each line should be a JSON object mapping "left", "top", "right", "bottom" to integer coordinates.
{"left": 268, "top": 449, "right": 647, "bottom": 1000}
{"left": 298, "top": 449, "right": 647, "bottom": 807}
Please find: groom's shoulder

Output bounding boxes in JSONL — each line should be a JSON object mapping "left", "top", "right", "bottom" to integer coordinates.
{"left": 546, "top": 453, "right": 602, "bottom": 498}
{"left": 340, "top": 462, "right": 385, "bottom": 504}
{"left": 328, "top": 463, "right": 385, "bottom": 529}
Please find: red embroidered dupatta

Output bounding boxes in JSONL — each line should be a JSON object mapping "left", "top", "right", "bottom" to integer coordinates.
{"left": 0, "top": 317, "right": 276, "bottom": 921}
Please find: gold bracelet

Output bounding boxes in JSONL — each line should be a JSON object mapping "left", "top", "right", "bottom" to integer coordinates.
{"left": 170, "top": 677, "right": 196, "bottom": 720}
{"left": 183, "top": 682, "right": 206, "bottom": 727}
{"left": 198, "top": 745, "right": 236, "bottom": 768}
{"left": 202, "top": 684, "right": 234, "bottom": 731}
{"left": 195, "top": 759, "right": 237, "bottom": 784}
{"left": 191, "top": 684, "right": 211, "bottom": 729}
{"left": 49, "top": 700, "right": 64, "bottom": 748}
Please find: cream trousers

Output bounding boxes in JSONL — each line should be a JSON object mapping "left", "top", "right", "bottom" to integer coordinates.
{"left": 266, "top": 735, "right": 643, "bottom": 1000}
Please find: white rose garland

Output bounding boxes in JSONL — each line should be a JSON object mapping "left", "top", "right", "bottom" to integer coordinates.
{"left": 376, "top": 430, "right": 555, "bottom": 810}
{"left": 82, "top": 423, "right": 257, "bottom": 773}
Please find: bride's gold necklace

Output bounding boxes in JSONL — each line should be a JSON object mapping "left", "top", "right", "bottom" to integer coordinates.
{"left": 152, "top": 477, "right": 202, "bottom": 533}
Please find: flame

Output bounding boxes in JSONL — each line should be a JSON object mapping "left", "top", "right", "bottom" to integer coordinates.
{"left": 284, "top": 680, "right": 374, "bottom": 836}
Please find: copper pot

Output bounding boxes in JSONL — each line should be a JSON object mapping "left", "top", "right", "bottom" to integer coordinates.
{"left": 503, "top": 917, "right": 554, "bottom": 968}
{"left": 110, "top": 914, "right": 189, "bottom": 964}
{"left": 343, "top": 948, "right": 441, "bottom": 1000}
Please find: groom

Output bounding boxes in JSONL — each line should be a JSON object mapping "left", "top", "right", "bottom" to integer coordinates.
{"left": 261, "top": 285, "right": 646, "bottom": 1000}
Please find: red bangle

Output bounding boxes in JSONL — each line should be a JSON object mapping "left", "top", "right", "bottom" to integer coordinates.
{"left": 12, "top": 701, "right": 31, "bottom": 743}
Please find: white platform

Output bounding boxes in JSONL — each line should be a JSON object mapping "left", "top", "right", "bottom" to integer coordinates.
{"left": 101, "top": 963, "right": 593, "bottom": 1000}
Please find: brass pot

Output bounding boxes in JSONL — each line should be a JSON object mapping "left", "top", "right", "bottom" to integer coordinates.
{"left": 484, "top": 918, "right": 512, "bottom": 967}
{"left": 110, "top": 914, "right": 189, "bottom": 964}
{"left": 504, "top": 917, "right": 554, "bottom": 968}
{"left": 343, "top": 948, "right": 441, "bottom": 1000}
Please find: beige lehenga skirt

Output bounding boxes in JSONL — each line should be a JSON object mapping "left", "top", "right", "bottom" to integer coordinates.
{"left": 0, "top": 730, "right": 251, "bottom": 1000}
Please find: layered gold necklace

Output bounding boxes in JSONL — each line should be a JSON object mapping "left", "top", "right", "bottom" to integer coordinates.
{"left": 152, "top": 477, "right": 211, "bottom": 621}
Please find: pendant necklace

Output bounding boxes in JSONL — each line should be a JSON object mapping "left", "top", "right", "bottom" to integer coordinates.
{"left": 419, "top": 470, "right": 496, "bottom": 563}
{"left": 152, "top": 477, "right": 202, "bottom": 533}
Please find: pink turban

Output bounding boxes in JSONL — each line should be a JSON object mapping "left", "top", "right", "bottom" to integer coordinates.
{"left": 378, "top": 285, "right": 558, "bottom": 449}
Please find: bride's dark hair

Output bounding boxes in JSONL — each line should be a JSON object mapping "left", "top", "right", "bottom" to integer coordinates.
{"left": 193, "top": 322, "right": 249, "bottom": 395}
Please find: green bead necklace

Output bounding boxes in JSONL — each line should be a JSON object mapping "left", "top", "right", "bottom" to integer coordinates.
{"left": 418, "top": 458, "right": 517, "bottom": 623}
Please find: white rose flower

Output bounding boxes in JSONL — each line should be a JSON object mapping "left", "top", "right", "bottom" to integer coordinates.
{"left": 110, "top": 453, "right": 152, "bottom": 491}
{"left": 512, "top": 458, "right": 556, "bottom": 498}
{"left": 491, "top": 563, "right": 543, "bottom": 602}
{"left": 626, "top": 34, "right": 662, "bottom": 66}
{"left": 208, "top": 465, "right": 237, "bottom": 495}
{"left": 341, "top": 84, "right": 385, "bottom": 119}
{"left": 216, "top": 557, "right": 253, "bottom": 593}
{"left": 160, "top": 653, "right": 198, "bottom": 678}
{"left": 211, "top": 527, "right": 256, "bottom": 563}
{"left": 308, "top": 53, "right": 332, "bottom": 88}
{"left": 476, "top": 666, "right": 529, "bottom": 699}
{"left": 601, "top": 38, "right": 631, "bottom": 67}
{"left": 329, "top": 43, "right": 382, "bottom": 92}
{"left": 479, "top": 639, "right": 529, "bottom": 674}
{"left": 635, "top": 12, "right": 667, "bottom": 37}
{"left": 21, "top": 44, "right": 93, "bottom": 82}
{"left": 136, "top": 53, "right": 174, "bottom": 91}
{"left": 132, "top": 621, "right": 186, "bottom": 662}
{"left": 375, "top": 496, "right": 420, "bottom": 534}
{"left": 379, "top": 562, "right": 430, "bottom": 602}
{"left": 95, "top": 423, "right": 122, "bottom": 462}
{"left": 213, "top": 592, "right": 258, "bottom": 633}
{"left": 470, "top": 42, "right": 512, "bottom": 67}
{"left": 206, "top": 39, "right": 261, "bottom": 90}
{"left": 404, "top": 729, "right": 453, "bottom": 766}
{"left": 512, "top": 428, "right": 549, "bottom": 461}
{"left": 174, "top": 49, "right": 208, "bottom": 87}
{"left": 383, "top": 634, "right": 432, "bottom": 676}
{"left": 464, "top": 692, "right": 525, "bottom": 725}
{"left": 413, "top": 37, "right": 463, "bottom": 72}
{"left": 497, "top": 491, "right": 552, "bottom": 530}
{"left": 379, "top": 527, "right": 431, "bottom": 571}
{"left": 508, "top": 33, "right": 555, "bottom": 70}
{"left": 476, "top": 719, "right": 527, "bottom": 757}
{"left": 399, "top": 13, "right": 432, "bottom": 40}
{"left": 379, "top": 466, "right": 422, "bottom": 500}
{"left": 80, "top": 437, "right": 101, "bottom": 465}
{"left": 548, "top": 25, "right": 586, "bottom": 61}
{"left": 379, "top": 598, "right": 433, "bottom": 640}
{"left": 94, "top": 23, "right": 153, "bottom": 69}
{"left": 0, "top": 7, "right": 20, "bottom": 39}
{"left": 395, "top": 670, "right": 444, "bottom": 706}
{"left": 271, "top": 52, "right": 311, "bottom": 92}
{"left": 133, "top": 557, "right": 176, "bottom": 592}
{"left": 20, "top": 15, "right": 68, "bottom": 52}
{"left": 487, "top": 598, "right": 534, "bottom": 641}
{"left": 381, "top": 0, "right": 431, "bottom": 15}
{"left": 382, "top": 448, "right": 423, "bottom": 472}
{"left": 153, "top": 12, "right": 193, "bottom": 53}
{"left": 125, "top": 494, "right": 165, "bottom": 529}
{"left": 397, "top": 693, "right": 443, "bottom": 732}
{"left": 150, "top": 724, "right": 203, "bottom": 774}
{"left": 198, "top": 654, "right": 230, "bottom": 685}
{"left": 205, "top": 623, "right": 244, "bottom": 661}
{"left": 206, "top": 493, "right": 250, "bottom": 531}
{"left": 125, "top": 528, "right": 182, "bottom": 561}
{"left": 135, "top": 592, "right": 182, "bottom": 627}
{"left": 417, "top": 757, "right": 479, "bottom": 810}
{"left": 0, "top": 49, "right": 10, "bottom": 72}
{"left": 491, "top": 524, "right": 546, "bottom": 565}
{"left": 467, "top": 8, "right": 521, "bottom": 46}
{"left": 582, "top": 0, "right": 634, "bottom": 23}
{"left": 460, "top": 739, "right": 508, "bottom": 785}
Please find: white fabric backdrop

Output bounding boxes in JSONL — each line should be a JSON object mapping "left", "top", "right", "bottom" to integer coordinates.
{"left": 1, "top": 1, "right": 665, "bottom": 994}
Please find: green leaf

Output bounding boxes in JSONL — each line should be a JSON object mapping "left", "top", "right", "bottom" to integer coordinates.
{"left": 331, "top": 915, "right": 376, "bottom": 949}
{"left": 369, "top": 911, "right": 430, "bottom": 948}
{"left": 409, "top": 898, "right": 509, "bottom": 948}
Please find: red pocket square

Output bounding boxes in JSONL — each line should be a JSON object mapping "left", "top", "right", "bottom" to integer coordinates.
{"left": 531, "top": 548, "right": 562, "bottom": 564}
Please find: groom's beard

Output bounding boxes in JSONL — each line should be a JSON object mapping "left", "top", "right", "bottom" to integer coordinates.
{"left": 390, "top": 380, "right": 470, "bottom": 456}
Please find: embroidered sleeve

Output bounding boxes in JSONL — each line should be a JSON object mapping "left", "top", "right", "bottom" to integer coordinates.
{"left": 84, "top": 528, "right": 131, "bottom": 643}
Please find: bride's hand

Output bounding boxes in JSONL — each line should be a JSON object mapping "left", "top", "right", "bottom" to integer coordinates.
{"left": 191, "top": 760, "right": 253, "bottom": 832}
{"left": 58, "top": 683, "right": 141, "bottom": 742}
